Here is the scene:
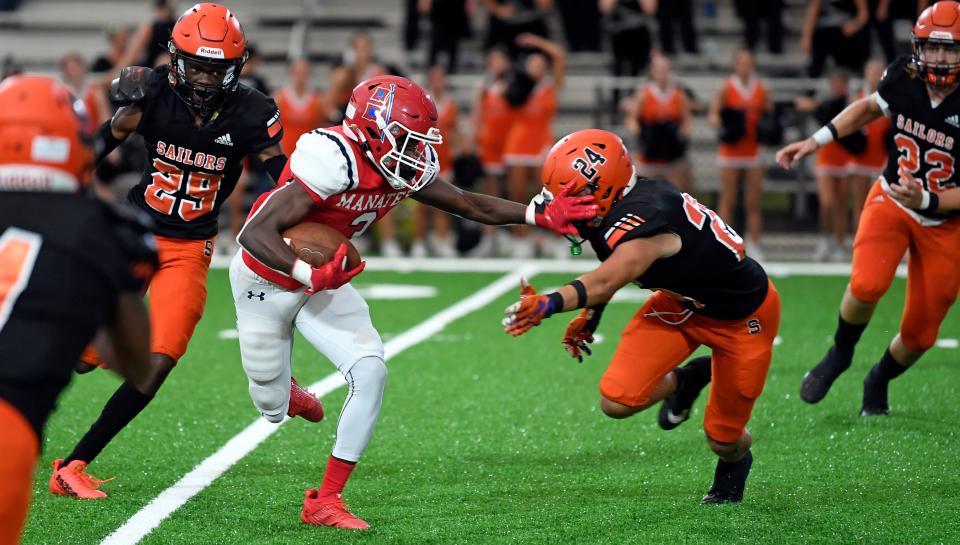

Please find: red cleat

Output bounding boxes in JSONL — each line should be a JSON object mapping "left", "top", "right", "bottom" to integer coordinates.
{"left": 301, "top": 489, "right": 369, "bottom": 530}
{"left": 288, "top": 377, "right": 324, "bottom": 422}
{"left": 49, "top": 459, "right": 113, "bottom": 499}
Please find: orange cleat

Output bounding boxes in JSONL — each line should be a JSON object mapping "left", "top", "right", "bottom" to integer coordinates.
{"left": 288, "top": 377, "right": 324, "bottom": 422}
{"left": 49, "top": 459, "right": 113, "bottom": 499}
{"left": 300, "top": 489, "right": 369, "bottom": 530}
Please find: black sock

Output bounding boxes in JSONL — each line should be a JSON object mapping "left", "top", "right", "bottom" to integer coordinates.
{"left": 833, "top": 315, "right": 867, "bottom": 362}
{"left": 675, "top": 356, "right": 711, "bottom": 393}
{"left": 870, "top": 349, "right": 910, "bottom": 382}
{"left": 63, "top": 382, "right": 153, "bottom": 465}
{"left": 710, "top": 450, "right": 753, "bottom": 496}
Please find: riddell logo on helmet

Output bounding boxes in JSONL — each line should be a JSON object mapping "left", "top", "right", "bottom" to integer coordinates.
{"left": 196, "top": 46, "right": 225, "bottom": 59}
{"left": 929, "top": 31, "right": 955, "bottom": 41}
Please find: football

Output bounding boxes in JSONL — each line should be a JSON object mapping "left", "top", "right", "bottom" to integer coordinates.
{"left": 282, "top": 222, "right": 362, "bottom": 269}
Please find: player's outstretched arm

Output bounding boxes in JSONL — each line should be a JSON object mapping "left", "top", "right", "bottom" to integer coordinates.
{"left": 503, "top": 233, "right": 680, "bottom": 336}
{"left": 412, "top": 178, "right": 597, "bottom": 235}
{"left": 775, "top": 94, "right": 883, "bottom": 170}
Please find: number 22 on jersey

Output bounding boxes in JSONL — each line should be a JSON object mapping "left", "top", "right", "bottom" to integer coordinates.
{"left": 144, "top": 158, "right": 223, "bottom": 221}
{"left": 0, "top": 228, "right": 42, "bottom": 333}
{"left": 681, "top": 193, "right": 745, "bottom": 261}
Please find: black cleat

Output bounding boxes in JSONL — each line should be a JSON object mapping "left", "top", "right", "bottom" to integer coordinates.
{"left": 701, "top": 450, "right": 753, "bottom": 504}
{"left": 658, "top": 356, "right": 711, "bottom": 431}
{"left": 860, "top": 367, "right": 890, "bottom": 416}
{"left": 799, "top": 347, "right": 851, "bottom": 404}
{"left": 74, "top": 360, "right": 98, "bottom": 374}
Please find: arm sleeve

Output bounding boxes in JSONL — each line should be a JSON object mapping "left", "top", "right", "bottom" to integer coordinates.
{"left": 287, "top": 129, "right": 360, "bottom": 200}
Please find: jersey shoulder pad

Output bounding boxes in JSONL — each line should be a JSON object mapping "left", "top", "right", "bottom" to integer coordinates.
{"left": 288, "top": 129, "right": 360, "bottom": 199}
{"left": 109, "top": 66, "right": 155, "bottom": 106}
{"left": 877, "top": 56, "right": 914, "bottom": 98}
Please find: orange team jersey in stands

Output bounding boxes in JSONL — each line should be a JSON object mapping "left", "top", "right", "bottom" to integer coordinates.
{"left": 276, "top": 88, "right": 329, "bottom": 156}
{"left": 849, "top": 89, "right": 891, "bottom": 174}
{"left": 81, "top": 84, "right": 102, "bottom": 135}
{"left": 638, "top": 83, "right": 685, "bottom": 164}
{"left": 815, "top": 140, "right": 852, "bottom": 175}
{"left": 434, "top": 95, "right": 458, "bottom": 177}
{"left": 503, "top": 83, "right": 556, "bottom": 165}
{"left": 477, "top": 81, "right": 515, "bottom": 173}
{"left": 718, "top": 76, "right": 767, "bottom": 164}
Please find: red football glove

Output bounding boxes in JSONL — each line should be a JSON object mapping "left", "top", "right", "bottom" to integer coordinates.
{"left": 294, "top": 243, "right": 366, "bottom": 294}
{"left": 526, "top": 184, "right": 598, "bottom": 236}
{"left": 561, "top": 305, "right": 604, "bottom": 362}
{"left": 502, "top": 279, "right": 560, "bottom": 336}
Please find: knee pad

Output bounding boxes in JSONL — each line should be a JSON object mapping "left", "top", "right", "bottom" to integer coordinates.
{"left": 849, "top": 275, "right": 885, "bottom": 304}
{"left": 345, "top": 356, "right": 388, "bottom": 394}
{"left": 241, "top": 337, "right": 290, "bottom": 423}
{"left": 249, "top": 383, "right": 288, "bottom": 423}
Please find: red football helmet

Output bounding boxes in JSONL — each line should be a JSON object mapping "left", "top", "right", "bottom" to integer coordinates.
{"left": 540, "top": 129, "right": 635, "bottom": 222}
{"left": 168, "top": 3, "right": 247, "bottom": 117}
{"left": 343, "top": 75, "right": 442, "bottom": 191}
{"left": 0, "top": 75, "right": 94, "bottom": 191}
{"left": 912, "top": 1, "right": 960, "bottom": 87}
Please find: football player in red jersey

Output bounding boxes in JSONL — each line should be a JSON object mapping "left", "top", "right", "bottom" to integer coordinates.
{"left": 502, "top": 129, "right": 779, "bottom": 504}
{"left": 777, "top": 1, "right": 960, "bottom": 416}
{"left": 0, "top": 75, "right": 155, "bottom": 544}
{"left": 48, "top": 3, "right": 326, "bottom": 499}
{"left": 232, "top": 75, "right": 597, "bottom": 529}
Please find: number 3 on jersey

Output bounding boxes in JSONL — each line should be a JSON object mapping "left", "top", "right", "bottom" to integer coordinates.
{"left": 144, "top": 158, "right": 222, "bottom": 221}
{"left": 681, "top": 193, "right": 745, "bottom": 261}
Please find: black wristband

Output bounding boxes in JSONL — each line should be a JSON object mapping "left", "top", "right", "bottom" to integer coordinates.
{"left": 263, "top": 154, "right": 288, "bottom": 184}
{"left": 567, "top": 279, "right": 588, "bottom": 309}
{"left": 827, "top": 122, "right": 839, "bottom": 141}
{"left": 926, "top": 191, "right": 940, "bottom": 212}
{"left": 94, "top": 121, "right": 123, "bottom": 165}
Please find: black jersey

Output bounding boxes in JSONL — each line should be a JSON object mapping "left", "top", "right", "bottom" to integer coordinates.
{"left": 123, "top": 65, "right": 283, "bottom": 239}
{"left": 0, "top": 192, "right": 155, "bottom": 436}
{"left": 581, "top": 179, "right": 768, "bottom": 320}
{"left": 878, "top": 55, "right": 960, "bottom": 223}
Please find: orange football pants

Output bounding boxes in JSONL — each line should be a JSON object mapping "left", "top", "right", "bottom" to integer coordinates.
{"left": 82, "top": 236, "right": 212, "bottom": 365}
{"left": 0, "top": 397, "right": 38, "bottom": 545}
{"left": 600, "top": 281, "right": 780, "bottom": 443}
{"left": 850, "top": 182, "right": 960, "bottom": 352}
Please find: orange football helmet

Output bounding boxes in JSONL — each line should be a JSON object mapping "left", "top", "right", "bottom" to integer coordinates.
{"left": 912, "top": 0, "right": 960, "bottom": 87}
{"left": 540, "top": 129, "right": 635, "bottom": 222}
{"left": 0, "top": 75, "right": 94, "bottom": 191}
{"left": 168, "top": 3, "right": 247, "bottom": 117}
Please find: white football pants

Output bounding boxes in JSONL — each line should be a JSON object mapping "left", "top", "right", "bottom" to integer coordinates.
{"left": 229, "top": 251, "right": 387, "bottom": 461}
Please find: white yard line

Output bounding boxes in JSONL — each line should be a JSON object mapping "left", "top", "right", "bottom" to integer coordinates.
{"left": 100, "top": 264, "right": 540, "bottom": 545}
{"left": 209, "top": 256, "right": 906, "bottom": 278}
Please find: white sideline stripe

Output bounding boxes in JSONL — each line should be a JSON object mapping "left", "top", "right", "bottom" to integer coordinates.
{"left": 209, "top": 255, "right": 907, "bottom": 278}
{"left": 100, "top": 264, "right": 541, "bottom": 545}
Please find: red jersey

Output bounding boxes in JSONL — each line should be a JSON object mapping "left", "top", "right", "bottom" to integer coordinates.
{"left": 241, "top": 125, "right": 427, "bottom": 289}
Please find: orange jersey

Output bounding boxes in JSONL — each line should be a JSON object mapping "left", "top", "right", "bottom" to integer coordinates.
{"left": 477, "top": 81, "right": 515, "bottom": 170}
{"left": 849, "top": 90, "right": 891, "bottom": 172}
{"left": 503, "top": 84, "right": 556, "bottom": 163}
{"left": 718, "top": 76, "right": 767, "bottom": 162}
{"left": 81, "top": 84, "right": 103, "bottom": 134}
{"left": 276, "top": 88, "right": 329, "bottom": 156}
{"left": 639, "top": 83, "right": 685, "bottom": 125}
{"left": 815, "top": 140, "right": 852, "bottom": 173}
{"left": 433, "top": 95, "right": 458, "bottom": 176}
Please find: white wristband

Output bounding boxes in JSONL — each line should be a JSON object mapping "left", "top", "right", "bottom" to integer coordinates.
{"left": 291, "top": 259, "right": 313, "bottom": 286}
{"left": 812, "top": 126, "right": 834, "bottom": 147}
{"left": 920, "top": 190, "right": 931, "bottom": 211}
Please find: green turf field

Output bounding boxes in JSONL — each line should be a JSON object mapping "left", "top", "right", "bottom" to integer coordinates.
{"left": 22, "top": 267, "right": 960, "bottom": 545}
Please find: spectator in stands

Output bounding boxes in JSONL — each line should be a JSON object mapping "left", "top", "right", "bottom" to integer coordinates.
{"left": 481, "top": 0, "right": 553, "bottom": 57}
{"left": 239, "top": 44, "right": 270, "bottom": 96}
{"left": 328, "top": 31, "right": 400, "bottom": 124}
{"left": 503, "top": 33, "right": 565, "bottom": 258}
{"left": 656, "top": 0, "right": 698, "bottom": 55}
{"left": 802, "top": 0, "right": 870, "bottom": 78}
{"left": 59, "top": 52, "right": 109, "bottom": 135}
{"left": 795, "top": 70, "right": 860, "bottom": 261}
{"left": 624, "top": 53, "right": 692, "bottom": 191}
{"left": 734, "top": 0, "right": 784, "bottom": 54}
{"left": 600, "top": 0, "right": 656, "bottom": 122}
{"left": 420, "top": 0, "right": 473, "bottom": 74}
{"left": 91, "top": 25, "right": 129, "bottom": 73}
{"left": 556, "top": 0, "right": 601, "bottom": 52}
{"left": 709, "top": 48, "right": 771, "bottom": 261}
{"left": 274, "top": 58, "right": 330, "bottom": 157}
{"left": 846, "top": 59, "right": 890, "bottom": 234}
{"left": 113, "top": 0, "right": 175, "bottom": 70}
{"left": 470, "top": 47, "right": 515, "bottom": 256}
{"left": 412, "top": 65, "right": 462, "bottom": 258}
